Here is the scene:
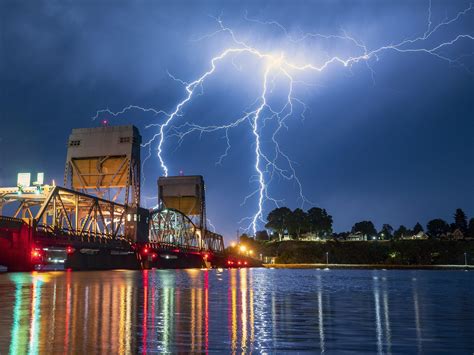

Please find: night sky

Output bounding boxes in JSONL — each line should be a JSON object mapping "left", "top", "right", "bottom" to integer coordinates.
{"left": 1, "top": 0, "right": 473, "bottom": 241}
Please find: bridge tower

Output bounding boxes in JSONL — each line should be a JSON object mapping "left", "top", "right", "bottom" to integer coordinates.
{"left": 158, "top": 175, "right": 206, "bottom": 238}
{"left": 64, "top": 125, "right": 141, "bottom": 207}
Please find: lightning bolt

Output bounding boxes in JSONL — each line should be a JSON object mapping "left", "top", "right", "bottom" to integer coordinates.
{"left": 94, "top": 1, "right": 473, "bottom": 235}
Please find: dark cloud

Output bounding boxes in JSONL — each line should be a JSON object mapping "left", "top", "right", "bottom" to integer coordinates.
{"left": 0, "top": 0, "right": 473, "bottom": 240}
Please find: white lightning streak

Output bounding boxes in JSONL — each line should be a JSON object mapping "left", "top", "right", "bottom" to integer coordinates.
{"left": 250, "top": 65, "right": 271, "bottom": 234}
{"left": 94, "top": 2, "right": 473, "bottom": 235}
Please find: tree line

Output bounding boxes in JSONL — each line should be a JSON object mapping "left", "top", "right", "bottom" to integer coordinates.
{"left": 371, "top": 208, "right": 474, "bottom": 240}
{"left": 264, "top": 207, "right": 333, "bottom": 240}
{"left": 258, "top": 207, "right": 474, "bottom": 241}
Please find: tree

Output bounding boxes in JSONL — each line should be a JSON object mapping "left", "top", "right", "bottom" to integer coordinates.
{"left": 449, "top": 223, "right": 457, "bottom": 233}
{"left": 379, "top": 224, "right": 394, "bottom": 240}
{"left": 351, "top": 221, "right": 376, "bottom": 237}
{"left": 426, "top": 219, "right": 449, "bottom": 238}
{"left": 468, "top": 218, "right": 474, "bottom": 239}
{"left": 265, "top": 207, "right": 292, "bottom": 241}
{"left": 413, "top": 222, "right": 424, "bottom": 234}
{"left": 454, "top": 208, "right": 468, "bottom": 232}
{"left": 255, "top": 230, "right": 269, "bottom": 241}
{"left": 287, "top": 208, "right": 308, "bottom": 239}
{"left": 394, "top": 225, "right": 408, "bottom": 239}
{"left": 306, "top": 207, "right": 333, "bottom": 238}
{"left": 239, "top": 233, "right": 252, "bottom": 244}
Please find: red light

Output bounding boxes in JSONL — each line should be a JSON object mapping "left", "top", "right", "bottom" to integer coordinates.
{"left": 31, "top": 250, "right": 40, "bottom": 258}
{"left": 238, "top": 261, "right": 242, "bottom": 265}
{"left": 227, "top": 260, "right": 231, "bottom": 265}
{"left": 244, "top": 261, "right": 248, "bottom": 266}
{"left": 152, "top": 253, "right": 157, "bottom": 259}
{"left": 204, "top": 253, "right": 209, "bottom": 259}
{"left": 143, "top": 248, "right": 149, "bottom": 254}
{"left": 66, "top": 246, "right": 74, "bottom": 254}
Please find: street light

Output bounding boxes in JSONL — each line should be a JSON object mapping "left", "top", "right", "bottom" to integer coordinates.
{"left": 326, "top": 251, "right": 329, "bottom": 265}
{"left": 239, "top": 245, "right": 247, "bottom": 253}
{"left": 230, "top": 241, "right": 236, "bottom": 248}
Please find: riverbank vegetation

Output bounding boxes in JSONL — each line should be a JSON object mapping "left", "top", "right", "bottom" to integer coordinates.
{"left": 228, "top": 208, "right": 474, "bottom": 265}
{"left": 259, "top": 207, "right": 474, "bottom": 241}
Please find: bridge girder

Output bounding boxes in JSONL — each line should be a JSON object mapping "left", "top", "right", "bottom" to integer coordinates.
{"left": 0, "top": 186, "right": 128, "bottom": 243}
{"left": 149, "top": 208, "right": 224, "bottom": 253}
{"left": 1, "top": 185, "right": 224, "bottom": 264}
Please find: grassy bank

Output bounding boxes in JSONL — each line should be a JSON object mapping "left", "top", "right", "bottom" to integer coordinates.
{"left": 263, "top": 263, "right": 474, "bottom": 270}
{"left": 260, "top": 240, "right": 474, "bottom": 265}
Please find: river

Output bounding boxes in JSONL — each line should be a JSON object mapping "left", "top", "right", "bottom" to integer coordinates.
{"left": 0, "top": 268, "right": 473, "bottom": 353}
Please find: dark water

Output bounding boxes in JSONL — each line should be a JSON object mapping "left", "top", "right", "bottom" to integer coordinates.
{"left": 0, "top": 268, "right": 473, "bottom": 354}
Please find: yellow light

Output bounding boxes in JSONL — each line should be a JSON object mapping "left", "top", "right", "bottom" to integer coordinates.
{"left": 230, "top": 241, "right": 236, "bottom": 248}
{"left": 249, "top": 250, "right": 253, "bottom": 255}
{"left": 239, "top": 245, "right": 247, "bottom": 252}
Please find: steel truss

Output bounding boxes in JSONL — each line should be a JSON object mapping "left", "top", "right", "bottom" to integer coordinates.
{"left": 203, "top": 231, "right": 225, "bottom": 253}
{"left": 1, "top": 186, "right": 224, "bottom": 253}
{"left": 149, "top": 208, "right": 224, "bottom": 253}
{"left": 149, "top": 208, "right": 201, "bottom": 250}
{"left": 0, "top": 186, "right": 128, "bottom": 245}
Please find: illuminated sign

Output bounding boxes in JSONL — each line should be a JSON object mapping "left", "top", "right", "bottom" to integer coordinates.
{"left": 33, "top": 172, "right": 44, "bottom": 185}
{"left": 17, "top": 173, "right": 31, "bottom": 187}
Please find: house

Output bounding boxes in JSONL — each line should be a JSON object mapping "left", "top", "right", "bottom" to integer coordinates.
{"left": 300, "top": 233, "right": 323, "bottom": 242}
{"left": 439, "top": 229, "right": 464, "bottom": 240}
{"left": 401, "top": 231, "right": 429, "bottom": 240}
{"left": 450, "top": 229, "right": 465, "bottom": 240}
{"left": 346, "top": 232, "right": 368, "bottom": 241}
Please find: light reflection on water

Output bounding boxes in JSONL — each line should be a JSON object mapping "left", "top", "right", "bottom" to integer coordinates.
{"left": 0, "top": 269, "right": 473, "bottom": 353}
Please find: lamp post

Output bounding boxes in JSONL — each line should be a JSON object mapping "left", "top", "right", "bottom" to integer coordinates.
{"left": 465, "top": 252, "right": 468, "bottom": 266}
{"left": 326, "top": 251, "right": 329, "bottom": 265}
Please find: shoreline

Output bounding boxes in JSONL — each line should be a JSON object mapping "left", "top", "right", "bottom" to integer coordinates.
{"left": 263, "top": 263, "right": 474, "bottom": 270}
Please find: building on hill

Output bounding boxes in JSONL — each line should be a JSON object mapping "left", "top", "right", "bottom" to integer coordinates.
{"left": 401, "top": 231, "right": 429, "bottom": 240}
{"left": 439, "top": 229, "right": 465, "bottom": 240}
{"left": 300, "top": 233, "right": 324, "bottom": 242}
{"left": 450, "top": 229, "right": 465, "bottom": 240}
{"left": 346, "top": 232, "right": 368, "bottom": 241}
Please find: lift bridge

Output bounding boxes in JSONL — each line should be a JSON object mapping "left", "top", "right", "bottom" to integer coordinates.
{"left": 0, "top": 125, "right": 225, "bottom": 271}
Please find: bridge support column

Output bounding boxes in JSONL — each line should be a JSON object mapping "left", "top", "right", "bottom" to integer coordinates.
{"left": 0, "top": 220, "right": 36, "bottom": 272}
{"left": 64, "top": 249, "right": 140, "bottom": 271}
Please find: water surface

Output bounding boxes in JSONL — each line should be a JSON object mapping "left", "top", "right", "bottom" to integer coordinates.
{"left": 0, "top": 268, "right": 473, "bottom": 353}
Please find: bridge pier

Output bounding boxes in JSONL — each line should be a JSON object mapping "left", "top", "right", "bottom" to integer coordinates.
{"left": 140, "top": 250, "right": 207, "bottom": 270}
{"left": 0, "top": 218, "right": 38, "bottom": 272}
{"left": 65, "top": 249, "right": 140, "bottom": 271}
